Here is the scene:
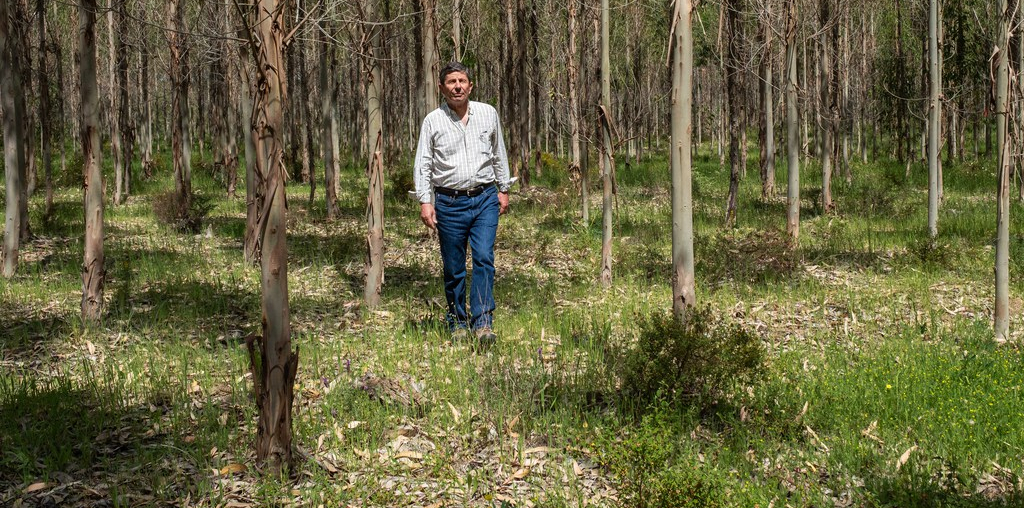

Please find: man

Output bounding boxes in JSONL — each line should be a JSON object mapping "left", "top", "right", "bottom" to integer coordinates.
{"left": 414, "top": 61, "right": 512, "bottom": 346}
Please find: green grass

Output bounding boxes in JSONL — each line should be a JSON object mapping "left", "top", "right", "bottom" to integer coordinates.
{"left": 1, "top": 139, "right": 1022, "bottom": 506}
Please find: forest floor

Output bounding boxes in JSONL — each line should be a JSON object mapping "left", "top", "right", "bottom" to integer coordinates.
{"left": 1, "top": 144, "right": 1023, "bottom": 507}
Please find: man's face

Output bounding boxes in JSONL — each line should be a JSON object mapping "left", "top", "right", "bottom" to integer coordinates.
{"left": 440, "top": 71, "right": 473, "bottom": 109}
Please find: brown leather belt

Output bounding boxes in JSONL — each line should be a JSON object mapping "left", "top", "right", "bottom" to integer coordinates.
{"left": 434, "top": 183, "right": 494, "bottom": 197}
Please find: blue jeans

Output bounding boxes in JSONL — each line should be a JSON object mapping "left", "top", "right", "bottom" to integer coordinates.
{"left": 434, "top": 185, "right": 499, "bottom": 331}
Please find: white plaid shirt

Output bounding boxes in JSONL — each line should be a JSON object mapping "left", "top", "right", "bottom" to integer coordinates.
{"left": 414, "top": 101, "right": 512, "bottom": 204}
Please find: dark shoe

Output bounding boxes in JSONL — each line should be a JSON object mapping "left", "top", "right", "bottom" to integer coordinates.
{"left": 450, "top": 327, "right": 470, "bottom": 343}
{"left": 474, "top": 327, "right": 497, "bottom": 348}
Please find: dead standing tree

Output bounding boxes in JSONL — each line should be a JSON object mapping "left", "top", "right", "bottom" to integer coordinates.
{"left": 236, "top": 0, "right": 299, "bottom": 472}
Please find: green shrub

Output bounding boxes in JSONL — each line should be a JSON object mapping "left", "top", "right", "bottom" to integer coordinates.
{"left": 602, "top": 409, "right": 724, "bottom": 508}
{"left": 152, "top": 191, "right": 215, "bottom": 234}
{"left": 615, "top": 306, "right": 765, "bottom": 408}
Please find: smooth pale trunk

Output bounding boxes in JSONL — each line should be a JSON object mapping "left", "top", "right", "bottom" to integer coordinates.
{"left": 994, "top": 0, "right": 1010, "bottom": 342}
{"left": 567, "top": 0, "right": 583, "bottom": 223}
{"left": 364, "top": 0, "right": 385, "bottom": 308}
{"left": 37, "top": 0, "right": 52, "bottom": 219}
{"left": 724, "top": 0, "right": 743, "bottom": 224}
{"left": 108, "top": 0, "right": 124, "bottom": 205}
{"left": 785, "top": 0, "right": 800, "bottom": 241}
{"left": 671, "top": 0, "right": 696, "bottom": 320}
{"left": 761, "top": 21, "right": 775, "bottom": 200}
{"left": 927, "top": 0, "right": 940, "bottom": 239}
{"left": 80, "top": 0, "right": 105, "bottom": 321}
{"left": 600, "top": 0, "right": 613, "bottom": 287}
{"left": 321, "top": 25, "right": 338, "bottom": 219}
{"left": 1, "top": 0, "right": 24, "bottom": 277}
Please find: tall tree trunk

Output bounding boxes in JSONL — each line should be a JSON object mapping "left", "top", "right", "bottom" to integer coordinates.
{"left": 419, "top": 0, "right": 438, "bottom": 118}
{"left": 330, "top": 48, "right": 342, "bottom": 199}
{"left": 320, "top": 20, "right": 338, "bottom": 219}
{"left": 37, "top": 0, "right": 52, "bottom": 219}
{"left": 819, "top": 0, "right": 833, "bottom": 212}
{"left": 12, "top": 1, "right": 29, "bottom": 241}
{"left": 671, "top": 0, "right": 696, "bottom": 320}
{"left": 223, "top": 1, "right": 239, "bottom": 199}
{"left": 1, "top": 0, "right": 24, "bottom": 277}
{"left": 237, "top": 5, "right": 259, "bottom": 263}
{"left": 80, "top": 0, "right": 105, "bottom": 321}
{"left": 141, "top": 39, "right": 153, "bottom": 177}
{"left": 994, "top": 0, "right": 1011, "bottom": 342}
{"left": 927, "top": 0, "right": 940, "bottom": 239}
{"left": 759, "top": 0, "right": 776, "bottom": 200}
{"left": 169, "top": 0, "right": 192, "bottom": 208}
{"left": 599, "top": 0, "right": 613, "bottom": 287}
{"left": 363, "top": 0, "right": 385, "bottom": 308}
{"left": 452, "top": 0, "right": 462, "bottom": 61}
{"left": 117, "top": 0, "right": 131, "bottom": 201}
{"left": 108, "top": 0, "right": 124, "bottom": 205}
{"left": 724, "top": 0, "right": 744, "bottom": 225}
{"left": 568, "top": 0, "right": 584, "bottom": 222}
{"left": 245, "top": 0, "right": 298, "bottom": 473}
{"left": 785, "top": 0, "right": 800, "bottom": 241}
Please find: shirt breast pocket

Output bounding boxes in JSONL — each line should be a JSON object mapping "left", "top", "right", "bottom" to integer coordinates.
{"left": 475, "top": 129, "right": 492, "bottom": 153}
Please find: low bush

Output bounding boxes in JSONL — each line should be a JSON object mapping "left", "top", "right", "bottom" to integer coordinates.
{"left": 601, "top": 408, "right": 724, "bottom": 508}
{"left": 152, "top": 191, "right": 215, "bottom": 234}
{"left": 615, "top": 306, "right": 765, "bottom": 409}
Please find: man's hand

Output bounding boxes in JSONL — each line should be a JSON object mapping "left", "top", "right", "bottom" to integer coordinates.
{"left": 498, "top": 192, "right": 510, "bottom": 215}
{"left": 420, "top": 203, "right": 437, "bottom": 230}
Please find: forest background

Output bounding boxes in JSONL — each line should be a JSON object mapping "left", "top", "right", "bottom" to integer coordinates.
{"left": 1, "top": 0, "right": 1023, "bottom": 506}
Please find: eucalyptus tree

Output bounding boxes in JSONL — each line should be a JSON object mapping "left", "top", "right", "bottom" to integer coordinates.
{"left": 239, "top": 0, "right": 299, "bottom": 472}
{"left": 567, "top": 0, "right": 584, "bottom": 222}
{"left": 926, "top": 0, "right": 940, "bottom": 239}
{"left": 37, "top": 0, "right": 53, "bottom": 218}
{"left": 80, "top": 0, "right": 105, "bottom": 321}
{"left": 818, "top": 0, "right": 834, "bottom": 212}
{"left": 599, "top": 0, "right": 614, "bottom": 287}
{"left": 759, "top": 0, "right": 777, "bottom": 200}
{"left": 671, "top": 0, "right": 696, "bottom": 320}
{"left": 168, "top": 0, "right": 192, "bottom": 208}
{"left": 108, "top": 0, "right": 126, "bottom": 205}
{"left": 724, "top": 0, "right": 745, "bottom": 225}
{"left": 994, "top": 0, "right": 1011, "bottom": 342}
{"left": 1, "top": 0, "right": 25, "bottom": 277}
{"left": 785, "top": 0, "right": 800, "bottom": 240}
{"left": 362, "top": 0, "right": 386, "bottom": 308}
{"left": 320, "top": 16, "right": 339, "bottom": 219}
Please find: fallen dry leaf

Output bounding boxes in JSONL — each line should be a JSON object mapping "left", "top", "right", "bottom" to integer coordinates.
{"left": 24, "top": 482, "right": 47, "bottom": 494}
{"left": 394, "top": 451, "right": 423, "bottom": 460}
{"left": 219, "top": 463, "right": 247, "bottom": 475}
{"left": 511, "top": 467, "right": 530, "bottom": 480}
{"left": 896, "top": 445, "right": 918, "bottom": 471}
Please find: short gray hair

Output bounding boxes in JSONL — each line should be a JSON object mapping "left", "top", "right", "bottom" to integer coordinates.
{"left": 438, "top": 61, "right": 471, "bottom": 84}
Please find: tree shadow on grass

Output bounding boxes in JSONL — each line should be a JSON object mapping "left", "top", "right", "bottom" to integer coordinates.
{"left": 288, "top": 230, "right": 366, "bottom": 274}
{"left": 865, "top": 475, "right": 1023, "bottom": 508}
{"left": 120, "top": 276, "right": 259, "bottom": 344}
{"left": 0, "top": 382, "right": 224, "bottom": 506}
{"left": 0, "top": 301, "right": 78, "bottom": 358}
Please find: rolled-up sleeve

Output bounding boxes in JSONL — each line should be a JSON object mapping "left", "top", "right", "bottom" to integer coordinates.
{"left": 413, "top": 117, "right": 434, "bottom": 203}
{"left": 491, "top": 112, "right": 512, "bottom": 192}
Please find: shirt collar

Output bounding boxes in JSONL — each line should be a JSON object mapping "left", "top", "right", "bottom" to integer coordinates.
{"left": 442, "top": 101, "right": 473, "bottom": 121}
